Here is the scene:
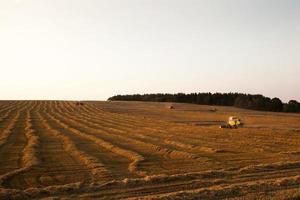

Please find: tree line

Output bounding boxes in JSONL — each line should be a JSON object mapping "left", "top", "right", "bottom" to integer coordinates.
{"left": 108, "top": 93, "right": 300, "bottom": 113}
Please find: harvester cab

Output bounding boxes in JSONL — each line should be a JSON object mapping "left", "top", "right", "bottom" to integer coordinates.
{"left": 220, "top": 116, "right": 243, "bottom": 129}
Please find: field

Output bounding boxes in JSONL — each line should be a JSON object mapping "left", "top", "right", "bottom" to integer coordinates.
{"left": 0, "top": 100, "right": 300, "bottom": 199}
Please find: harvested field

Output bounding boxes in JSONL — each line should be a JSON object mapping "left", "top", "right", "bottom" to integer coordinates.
{"left": 0, "top": 100, "right": 300, "bottom": 199}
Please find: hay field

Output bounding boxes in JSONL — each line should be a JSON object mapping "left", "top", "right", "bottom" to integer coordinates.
{"left": 0, "top": 100, "right": 300, "bottom": 199}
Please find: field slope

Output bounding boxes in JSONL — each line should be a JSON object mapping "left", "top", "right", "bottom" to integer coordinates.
{"left": 0, "top": 100, "right": 300, "bottom": 199}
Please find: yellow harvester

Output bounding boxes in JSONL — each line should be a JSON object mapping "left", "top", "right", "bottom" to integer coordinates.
{"left": 220, "top": 116, "right": 243, "bottom": 129}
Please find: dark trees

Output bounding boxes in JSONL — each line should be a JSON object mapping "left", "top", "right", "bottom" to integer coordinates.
{"left": 108, "top": 93, "right": 299, "bottom": 113}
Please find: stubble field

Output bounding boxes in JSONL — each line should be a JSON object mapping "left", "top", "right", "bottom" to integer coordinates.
{"left": 0, "top": 100, "right": 300, "bottom": 199}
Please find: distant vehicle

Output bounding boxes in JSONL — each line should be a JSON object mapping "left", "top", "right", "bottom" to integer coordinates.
{"left": 209, "top": 108, "right": 217, "bottom": 112}
{"left": 76, "top": 102, "right": 84, "bottom": 106}
{"left": 168, "top": 105, "right": 174, "bottom": 109}
{"left": 220, "top": 116, "right": 243, "bottom": 129}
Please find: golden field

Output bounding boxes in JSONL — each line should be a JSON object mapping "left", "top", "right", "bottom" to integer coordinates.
{"left": 0, "top": 100, "right": 300, "bottom": 199}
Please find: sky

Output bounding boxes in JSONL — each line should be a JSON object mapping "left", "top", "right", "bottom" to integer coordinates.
{"left": 0, "top": 0, "right": 299, "bottom": 102}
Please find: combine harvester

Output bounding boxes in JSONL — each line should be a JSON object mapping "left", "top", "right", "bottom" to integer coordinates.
{"left": 220, "top": 116, "right": 243, "bottom": 129}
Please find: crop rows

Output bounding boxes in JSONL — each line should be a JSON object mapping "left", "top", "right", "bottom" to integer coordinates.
{"left": 0, "top": 101, "right": 299, "bottom": 199}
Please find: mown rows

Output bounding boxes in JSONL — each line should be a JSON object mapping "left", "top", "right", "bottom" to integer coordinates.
{"left": 0, "top": 101, "right": 299, "bottom": 199}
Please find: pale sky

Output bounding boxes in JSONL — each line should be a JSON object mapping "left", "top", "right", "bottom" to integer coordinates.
{"left": 0, "top": 0, "right": 299, "bottom": 102}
